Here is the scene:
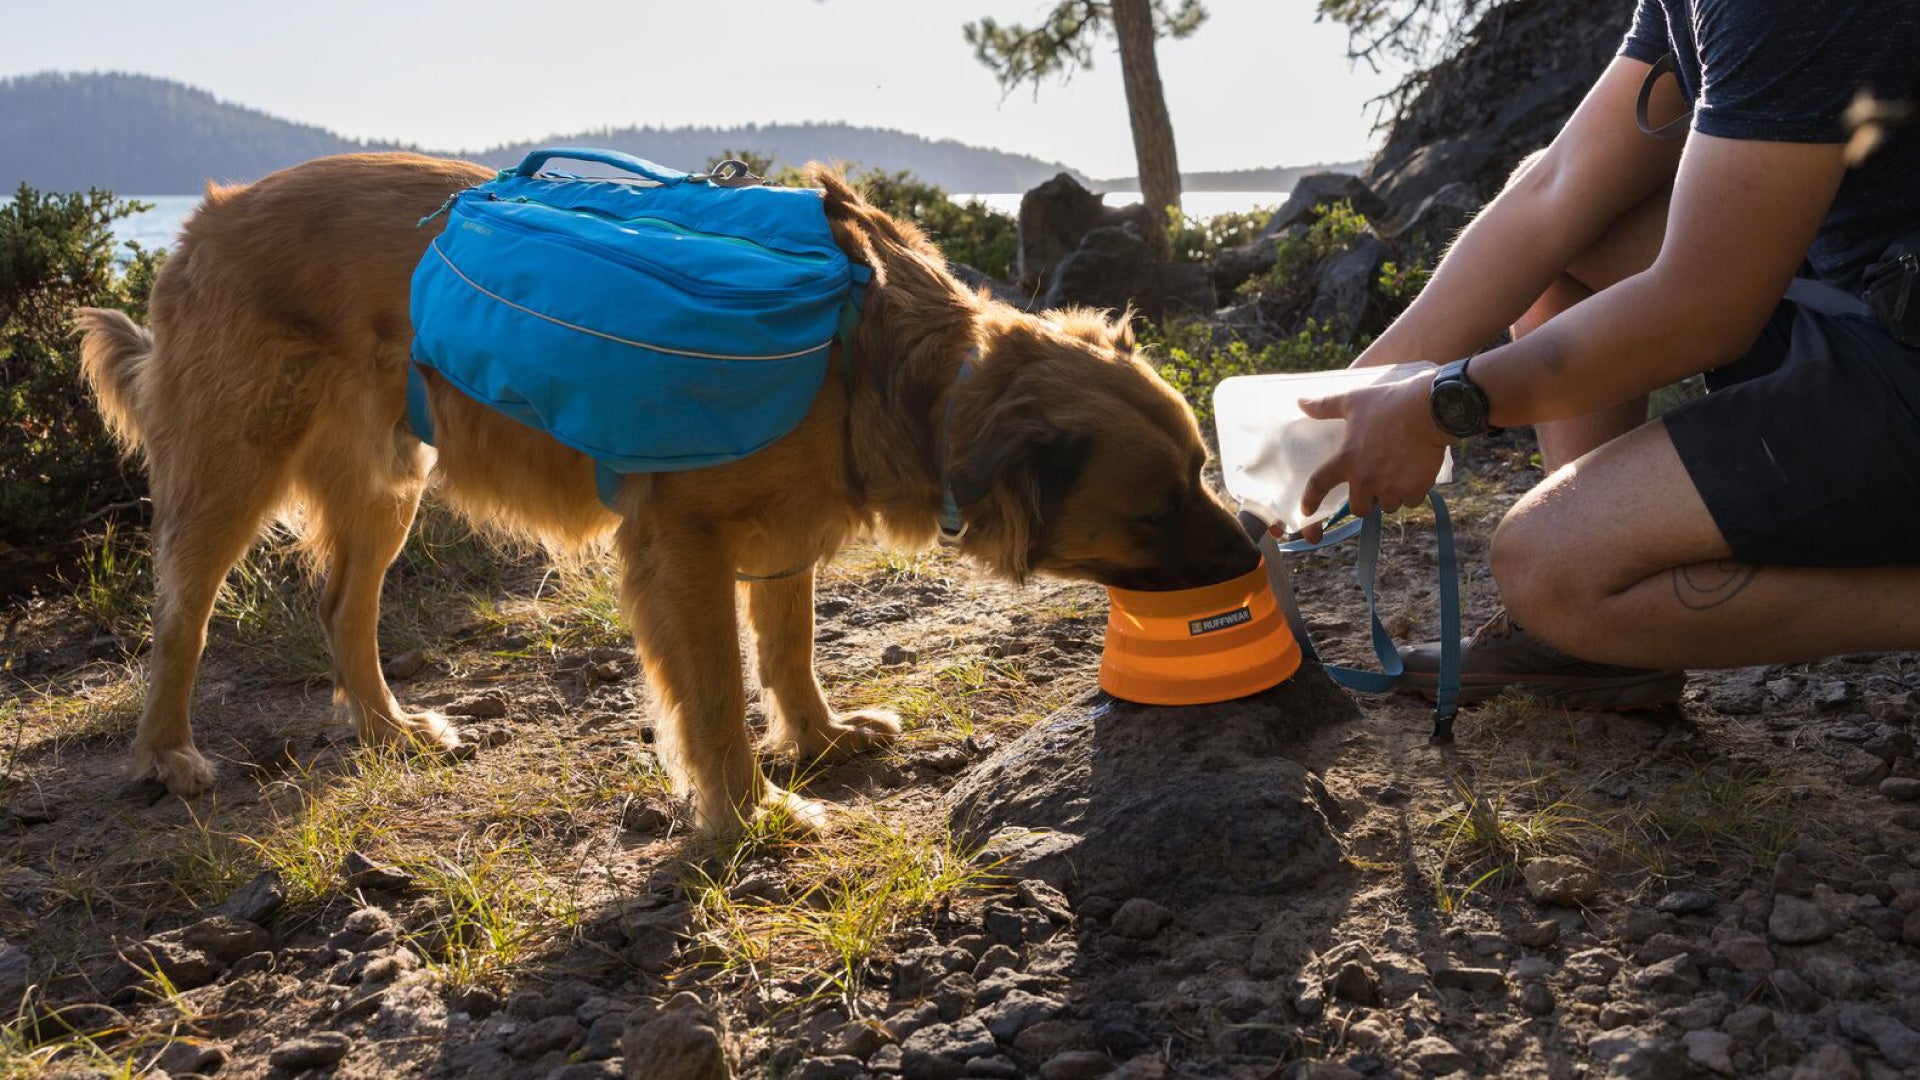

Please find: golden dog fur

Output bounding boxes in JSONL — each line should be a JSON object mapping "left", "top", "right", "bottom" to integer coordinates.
{"left": 78, "top": 153, "right": 1256, "bottom": 832}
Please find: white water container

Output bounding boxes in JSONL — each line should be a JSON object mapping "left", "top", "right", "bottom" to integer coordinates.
{"left": 1214, "top": 364, "right": 1453, "bottom": 533}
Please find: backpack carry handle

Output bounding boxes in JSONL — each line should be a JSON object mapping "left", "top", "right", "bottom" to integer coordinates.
{"left": 512, "top": 148, "right": 690, "bottom": 186}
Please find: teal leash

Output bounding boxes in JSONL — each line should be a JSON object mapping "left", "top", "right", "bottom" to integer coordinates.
{"left": 1269, "top": 491, "right": 1462, "bottom": 743}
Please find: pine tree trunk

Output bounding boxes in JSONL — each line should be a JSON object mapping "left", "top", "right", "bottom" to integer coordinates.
{"left": 1112, "top": 0, "right": 1180, "bottom": 259}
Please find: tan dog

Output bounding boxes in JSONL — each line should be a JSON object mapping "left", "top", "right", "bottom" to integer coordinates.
{"left": 77, "top": 153, "right": 1257, "bottom": 832}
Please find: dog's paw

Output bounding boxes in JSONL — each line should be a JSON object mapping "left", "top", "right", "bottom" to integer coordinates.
{"left": 761, "top": 786, "right": 832, "bottom": 838}
{"left": 776, "top": 709, "right": 903, "bottom": 764}
{"left": 366, "top": 710, "right": 462, "bottom": 756}
{"left": 130, "top": 741, "right": 215, "bottom": 797}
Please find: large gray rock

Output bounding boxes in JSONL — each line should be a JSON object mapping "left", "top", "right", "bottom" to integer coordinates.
{"left": 1263, "top": 172, "right": 1389, "bottom": 236}
{"left": 1390, "top": 181, "right": 1484, "bottom": 262}
{"left": 1039, "top": 226, "right": 1214, "bottom": 321}
{"left": 945, "top": 675, "right": 1356, "bottom": 905}
{"left": 1307, "top": 234, "right": 1392, "bottom": 339}
{"left": 1364, "top": 0, "right": 1632, "bottom": 222}
{"left": 1017, "top": 174, "right": 1158, "bottom": 291}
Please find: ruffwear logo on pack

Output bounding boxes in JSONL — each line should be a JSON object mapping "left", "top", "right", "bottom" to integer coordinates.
{"left": 1189, "top": 606, "right": 1253, "bottom": 636}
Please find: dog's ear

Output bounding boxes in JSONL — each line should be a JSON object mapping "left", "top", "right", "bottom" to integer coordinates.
{"left": 1111, "top": 308, "right": 1138, "bottom": 353}
{"left": 950, "top": 405, "right": 1093, "bottom": 533}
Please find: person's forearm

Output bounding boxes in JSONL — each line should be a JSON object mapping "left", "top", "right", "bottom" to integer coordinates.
{"left": 1472, "top": 268, "right": 1752, "bottom": 427}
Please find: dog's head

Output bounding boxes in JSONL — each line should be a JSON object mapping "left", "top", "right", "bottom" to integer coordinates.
{"left": 813, "top": 168, "right": 1259, "bottom": 592}
{"left": 945, "top": 309, "right": 1261, "bottom": 591}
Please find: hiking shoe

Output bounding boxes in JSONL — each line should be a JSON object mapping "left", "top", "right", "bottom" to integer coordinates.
{"left": 1397, "top": 608, "right": 1686, "bottom": 711}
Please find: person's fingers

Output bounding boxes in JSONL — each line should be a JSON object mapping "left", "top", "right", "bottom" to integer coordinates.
{"left": 1297, "top": 391, "right": 1349, "bottom": 421}
{"left": 1300, "top": 520, "right": 1324, "bottom": 544}
{"left": 1301, "top": 455, "right": 1344, "bottom": 520}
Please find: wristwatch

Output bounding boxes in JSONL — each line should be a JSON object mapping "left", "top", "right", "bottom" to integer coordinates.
{"left": 1429, "top": 356, "right": 1502, "bottom": 439}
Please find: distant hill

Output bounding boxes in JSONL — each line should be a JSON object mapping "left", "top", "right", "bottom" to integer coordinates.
{"left": 1091, "top": 162, "right": 1366, "bottom": 193}
{"left": 0, "top": 72, "right": 1085, "bottom": 194}
{"left": 0, "top": 72, "right": 413, "bottom": 193}
{"left": 2, "top": 72, "right": 1339, "bottom": 198}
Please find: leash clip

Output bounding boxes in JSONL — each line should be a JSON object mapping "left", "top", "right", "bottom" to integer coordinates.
{"left": 704, "top": 159, "right": 764, "bottom": 188}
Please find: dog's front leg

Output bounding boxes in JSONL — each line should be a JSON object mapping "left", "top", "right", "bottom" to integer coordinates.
{"left": 621, "top": 527, "right": 822, "bottom": 835}
{"left": 747, "top": 569, "right": 901, "bottom": 763}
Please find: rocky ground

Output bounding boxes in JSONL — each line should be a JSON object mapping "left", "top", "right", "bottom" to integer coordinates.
{"left": 3, "top": 435, "right": 1920, "bottom": 1080}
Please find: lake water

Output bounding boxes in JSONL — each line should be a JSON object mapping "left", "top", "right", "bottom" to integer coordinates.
{"left": 110, "top": 190, "right": 1296, "bottom": 255}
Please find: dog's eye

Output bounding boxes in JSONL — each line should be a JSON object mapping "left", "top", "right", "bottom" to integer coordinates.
{"left": 1136, "top": 504, "right": 1179, "bottom": 530}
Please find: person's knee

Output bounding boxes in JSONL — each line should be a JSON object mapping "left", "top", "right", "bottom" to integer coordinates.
{"left": 1503, "top": 148, "right": 1550, "bottom": 193}
{"left": 1491, "top": 495, "right": 1596, "bottom": 652}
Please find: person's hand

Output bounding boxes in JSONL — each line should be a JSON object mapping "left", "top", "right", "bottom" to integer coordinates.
{"left": 1297, "top": 364, "right": 1455, "bottom": 527}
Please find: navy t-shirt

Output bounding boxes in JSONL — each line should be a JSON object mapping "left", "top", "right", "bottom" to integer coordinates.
{"left": 1620, "top": 0, "right": 1920, "bottom": 293}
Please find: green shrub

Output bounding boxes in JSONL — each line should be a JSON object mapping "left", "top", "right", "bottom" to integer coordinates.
{"left": 0, "top": 186, "right": 162, "bottom": 547}
{"left": 1166, "top": 205, "right": 1275, "bottom": 263}
{"left": 1144, "top": 317, "right": 1352, "bottom": 431}
{"left": 849, "top": 169, "right": 1018, "bottom": 281}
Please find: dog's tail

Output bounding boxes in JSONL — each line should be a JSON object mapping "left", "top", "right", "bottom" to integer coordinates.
{"left": 76, "top": 307, "right": 155, "bottom": 456}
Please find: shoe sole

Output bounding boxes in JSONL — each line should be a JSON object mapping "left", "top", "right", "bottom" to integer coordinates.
{"left": 1395, "top": 670, "right": 1686, "bottom": 712}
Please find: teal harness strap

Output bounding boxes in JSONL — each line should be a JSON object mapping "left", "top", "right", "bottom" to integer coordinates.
{"left": 407, "top": 362, "right": 436, "bottom": 445}
{"left": 937, "top": 350, "right": 981, "bottom": 542}
{"left": 1271, "top": 491, "right": 1462, "bottom": 743}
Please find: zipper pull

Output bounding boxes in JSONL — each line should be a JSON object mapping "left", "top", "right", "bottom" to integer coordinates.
{"left": 416, "top": 193, "right": 459, "bottom": 229}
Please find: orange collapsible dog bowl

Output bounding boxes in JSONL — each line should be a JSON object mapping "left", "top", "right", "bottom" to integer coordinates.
{"left": 1099, "top": 556, "right": 1302, "bottom": 706}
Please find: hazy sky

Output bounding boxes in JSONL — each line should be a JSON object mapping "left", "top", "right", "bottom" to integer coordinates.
{"left": 0, "top": 1, "right": 1402, "bottom": 177}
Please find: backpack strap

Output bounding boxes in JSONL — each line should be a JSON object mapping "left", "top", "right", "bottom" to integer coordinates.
{"left": 407, "top": 361, "right": 436, "bottom": 446}
{"left": 1270, "top": 491, "right": 1462, "bottom": 742}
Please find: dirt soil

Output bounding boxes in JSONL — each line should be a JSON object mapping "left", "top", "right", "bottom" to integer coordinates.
{"left": 2, "top": 437, "right": 1918, "bottom": 1080}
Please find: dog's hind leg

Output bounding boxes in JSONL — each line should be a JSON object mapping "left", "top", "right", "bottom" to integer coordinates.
{"left": 747, "top": 570, "right": 900, "bottom": 764}
{"left": 296, "top": 417, "right": 458, "bottom": 756}
{"left": 620, "top": 523, "right": 825, "bottom": 835}
{"left": 134, "top": 440, "right": 289, "bottom": 796}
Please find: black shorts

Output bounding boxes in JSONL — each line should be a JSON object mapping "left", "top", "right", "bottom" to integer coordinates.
{"left": 1665, "top": 298, "right": 1920, "bottom": 567}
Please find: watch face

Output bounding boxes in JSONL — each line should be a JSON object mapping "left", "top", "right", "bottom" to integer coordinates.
{"left": 1431, "top": 382, "right": 1484, "bottom": 437}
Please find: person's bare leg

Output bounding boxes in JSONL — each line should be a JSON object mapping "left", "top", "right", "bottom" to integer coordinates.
{"left": 1496, "top": 421, "right": 1920, "bottom": 668}
{"left": 1518, "top": 181, "right": 1672, "bottom": 471}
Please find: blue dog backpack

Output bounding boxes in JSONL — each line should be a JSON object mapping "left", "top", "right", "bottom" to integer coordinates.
{"left": 407, "top": 148, "right": 871, "bottom": 504}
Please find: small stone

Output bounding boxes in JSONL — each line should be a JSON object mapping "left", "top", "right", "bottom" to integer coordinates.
{"left": 1813, "top": 680, "right": 1857, "bottom": 711}
{"left": 179, "top": 914, "right": 271, "bottom": 963}
{"left": 1791, "top": 1044, "right": 1861, "bottom": 1080}
{"left": 1842, "top": 748, "right": 1892, "bottom": 787}
{"left": 343, "top": 851, "right": 413, "bottom": 891}
{"left": 449, "top": 695, "right": 508, "bottom": 718}
{"left": 269, "top": 1032, "right": 353, "bottom": 1070}
{"left": 1904, "top": 907, "right": 1920, "bottom": 946}
{"left": 1326, "top": 960, "right": 1380, "bottom": 1006}
{"left": 1721, "top": 1004, "right": 1773, "bottom": 1042}
{"left": 1768, "top": 894, "right": 1837, "bottom": 945}
{"left": 977, "top": 990, "right": 1064, "bottom": 1043}
{"left": 215, "top": 870, "right": 287, "bottom": 925}
{"left": 1564, "top": 948, "right": 1624, "bottom": 985}
{"left": 1587, "top": 1027, "right": 1690, "bottom": 1079}
{"left": 1522, "top": 857, "right": 1602, "bottom": 907}
{"left": 129, "top": 938, "right": 222, "bottom": 990}
{"left": 1513, "top": 920, "right": 1560, "bottom": 949}
{"left": 1631, "top": 954, "right": 1703, "bottom": 995}
{"left": 1108, "top": 898, "right": 1172, "bottom": 940}
{"left": 1706, "top": 929, "right": 1773, "bottom": 973}
{"left": 1882, "top": 777, "right": 1920, "bottom": 801}
{"left": 1040, "top": 1050, "right": 1113, "bottom": 1080}
{"left": 1599, "top": 1002, "right": 1650, "bottom": 1031}
{"left": 511, "top": 1014, "right": 582, "bottom": 1058}
{"left": 1519, "top": 982, "right": 1555, "bottom": 1016}
{"left": 900, "top": 1016, "right": 997, "bottom": 1076}
{"left": 1771, "top": 852, "right": 1815, "bottom": 896}
{"left": 622, "top": 1007, "right": 729, "bottom": 1080}
{"left": 1406, "top": 1035, "right": 1467, "bottom": 1073}
{"left": 1431, "top": 966, "right": 1507, "bottom": 994}
{"left": 1632, "top": 933, "right": 1691, "bottom": 965}
{"left": 880, "top": 645, "right": 918, "bottom": 668}
{"left": 1684, "top": 1030, "right": 1734, "bottom": 1076}
{"left": 1665, "top": 995, "right": 1728, "bottom": 1031}
{"left": 966, "top": 1055, "right": 1022, "bottom": 1078}
{"left": 1016, "top": 879, "right": 1073, "bottom": 924}
{"left": 973, "top": 944, "right": 1019, "bottom": 980}
{"left": 1654, "top": 889, "right": 1718, "bottom": 915}
{"left": 385, "top": 649, "right": 428, "bottom": 680}
{"left": 154, "top": 1039, "right": 226, "bottom": 1076}
{"left": 1836, "top": 1004, "right": 1920, "bottom": 1069}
